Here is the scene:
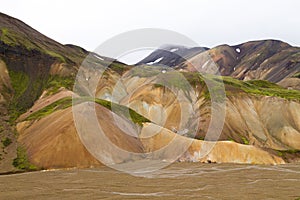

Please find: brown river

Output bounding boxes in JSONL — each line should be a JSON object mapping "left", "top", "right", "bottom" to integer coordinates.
{"left": 1, "top": 163, "right": 300, "bottom": 200}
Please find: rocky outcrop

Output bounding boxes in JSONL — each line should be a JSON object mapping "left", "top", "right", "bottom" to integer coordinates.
{"left": 140, "top": 123, "right": 284, "bottom": 165}
{"left": 222, "top": 96, "right": 300, "bottom": 150}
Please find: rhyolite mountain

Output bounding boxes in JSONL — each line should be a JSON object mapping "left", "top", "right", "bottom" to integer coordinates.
{"left": 1, "top": 12, "right": 300, "bottom": 173}
{"left": 138, "top": 41, "right": 300, "bottom": 90}
{"left": 0, "top": 12, "right": 127, "bottom": 172}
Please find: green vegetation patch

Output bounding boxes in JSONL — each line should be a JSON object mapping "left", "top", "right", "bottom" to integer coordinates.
{"left": 44, "top": 50, "right": 66, "bottom": 62}
{"left": 8, "top": 70, "right": 29, "bottom": 100}
{"left": 156, "top": 71, "right": 194, "bottom": 91}
{"left": 212, "top": 76, "right": 300, "bottom": 101}
{"left": 182, "top": 72, "right": 206, "bottom": 87}
{"left": 0, "top": 28, "right": 68, "bottom": 62}
{"left": 94, "top": 98, "right": 150, "bottom": 126}
{"left": 8, "top": 70, "right": 30, "bottom": 121}
{"left": 12, "top": 146, "right": 37, "bottom": 171}
{"left": 1, "top": 137, "right": 12, "bottom": 147}
{"left": 226, "top": 135, "right": 249, "bottom": 145}
{"left": 26, "top": 97, "right": 73, "bottom": 121}
{"left": 129, "top": 65, "right": 165, "bottom": 77}
{"left": 107, "top": 62, "right": 130, "bottom": 75}
{"left": 245, "top": 79, "right": 283, "bottom": 89}
{"left": 25, "top": 97, "right": 150, "bottom": 126}
{"left": 46, "top": 75, "right": 75, "bottom": 95}
{"left": 177, "top": 73, "right": 300, "bottom": 107}
{"left": 293, "top": 72, "right": 300, "bottom": 79}
{"left": 278, "top": 149, "right": 300, "bottom": 154}
{"left": 0, "top": 28, "right": 36, "bottom": 49}
{"left": 241, "top": 136, "right": 249, "bottom": 145}
{"left": 8, "top": 69, "right": 49, "bottom": 122}
{"left": 170, "top": 72, "right": 300, "bottom": 101}
{"left": 276, "top": 149, "right": 300, "bottom": 158}
{"left": 8, "top": 71, "right": 75, "bottom": 122}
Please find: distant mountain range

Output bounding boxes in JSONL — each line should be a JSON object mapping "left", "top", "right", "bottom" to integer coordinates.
{"left": 137, "top": 41, "right": 300, "bottom": 89}
{"left": 0, "top": 12, "right": 300, "bottom": 173}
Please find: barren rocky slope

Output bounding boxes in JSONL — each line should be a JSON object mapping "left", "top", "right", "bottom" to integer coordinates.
{"left": 95, "top": 68, "right": 300, "bottom": 156}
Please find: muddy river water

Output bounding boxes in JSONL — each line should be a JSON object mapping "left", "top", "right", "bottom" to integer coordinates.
{"left": 1, "top": 163, "right": 300, "bottom": 199}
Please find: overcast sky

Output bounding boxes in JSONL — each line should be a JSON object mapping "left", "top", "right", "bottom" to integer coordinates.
{"left": 1, "top": 0, "right": 300, "bottom": 62}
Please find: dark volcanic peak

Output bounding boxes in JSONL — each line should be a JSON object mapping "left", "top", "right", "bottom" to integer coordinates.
{"left": 0, "top": 12, "right": 124, "bottom": 68}
{"left": 138, "top": 40, "right": 300, "bottom": 85}
{"left": 136, "top": 44, "right": 209, "bottom": 67}
{"left": 0, "top": 12, "right": 88, "bottom": 65}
